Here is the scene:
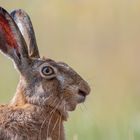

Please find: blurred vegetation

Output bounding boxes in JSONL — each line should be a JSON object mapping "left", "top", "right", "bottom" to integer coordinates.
{"left": 0, "top": 0, "right": 140, "bottom": 139}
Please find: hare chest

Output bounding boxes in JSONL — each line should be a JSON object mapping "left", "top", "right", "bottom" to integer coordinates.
{"left": 0, "top": 105, "right": 65, "bottom": 140}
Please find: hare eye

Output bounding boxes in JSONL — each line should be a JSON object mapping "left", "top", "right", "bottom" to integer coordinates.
{"left": 41, "top": 66, "right": 55, "bottom": 76}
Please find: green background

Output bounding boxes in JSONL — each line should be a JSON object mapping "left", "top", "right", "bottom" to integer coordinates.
{"left": 0, "top": 0, "right": 140, "bottom": 140}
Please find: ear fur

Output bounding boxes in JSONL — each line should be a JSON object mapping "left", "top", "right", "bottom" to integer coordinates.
{"left": 10, "top": 9, "right": 40, "bottom": 58}
{"left": 0, "top": 7, "right": 30, "bottom": 69}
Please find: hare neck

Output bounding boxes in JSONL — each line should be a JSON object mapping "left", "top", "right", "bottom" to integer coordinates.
{"left": 10, "top": 79, "right": 66, "bottom": 140}
{"left": 10, "top": 78, "right": 27, "bottom": 106}
{"left": 38, "top": 106, "right": 65, "bottom": 140}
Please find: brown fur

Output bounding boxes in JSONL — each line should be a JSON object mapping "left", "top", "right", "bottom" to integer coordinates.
{"left": 0, "top": 7, "right": 90, "bottom": 140}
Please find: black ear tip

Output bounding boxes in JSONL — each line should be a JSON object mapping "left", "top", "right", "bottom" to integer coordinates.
{"left": 11, "top": 9, "right": 27, "bottom": 18}
{"left": 0, "top": 7, "right": 8, "bottom": 15}
{"left": 0, "top": 7, "right": 4, "bottom": 11}
{"left": 10, "top": 10, "right": 16, "bottom": 17}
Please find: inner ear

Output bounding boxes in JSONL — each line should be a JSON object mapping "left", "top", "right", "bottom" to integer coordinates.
{"left": 0, "top": 15, "right": 19, "bottom": 55}
{"left": 0, "top": 7, "right": 30, "bottom": 69}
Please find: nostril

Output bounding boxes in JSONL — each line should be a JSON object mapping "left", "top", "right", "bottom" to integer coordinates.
{"left": 78, "top": 89, "right": 87, "bottom": 97}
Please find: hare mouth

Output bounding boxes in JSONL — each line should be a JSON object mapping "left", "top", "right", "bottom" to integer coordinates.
{"left": 77, "top": 96, "right": 86, "bottom": 103}
{"left": 55, "top": 103, "right": 77, "bottom": 121}
{"left": 65, "top": 102, "right": 77, "bottom": 112}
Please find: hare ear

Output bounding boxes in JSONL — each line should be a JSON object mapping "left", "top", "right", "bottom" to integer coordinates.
{"left": 10, "top": 9, "right": 40, "bottom": 58}
{"left": 0, "top": 7, "right": 30, "bottom": 69}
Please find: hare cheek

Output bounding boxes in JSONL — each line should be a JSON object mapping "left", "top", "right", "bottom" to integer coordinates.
{"left": 57, "top": 75, "right": 65, "bottom": 87}
{"left": 35, "top": 84, "right": 45, "bottom": 95}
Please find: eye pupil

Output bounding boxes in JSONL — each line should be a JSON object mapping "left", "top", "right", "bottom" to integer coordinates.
{"left": 44, "top": 67, "right": 50, "bottom": 73}
{"left": 41, "top": 66, "right": 54, "bottom": 76}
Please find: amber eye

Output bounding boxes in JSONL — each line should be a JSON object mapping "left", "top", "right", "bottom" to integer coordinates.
{"left": 41, "top": 66, "right": 55, "bottom": 77}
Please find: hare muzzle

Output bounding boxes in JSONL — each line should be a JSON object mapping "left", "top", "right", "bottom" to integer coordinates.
{"left": 77, "top": 81, "right": 91, "bottom": 103}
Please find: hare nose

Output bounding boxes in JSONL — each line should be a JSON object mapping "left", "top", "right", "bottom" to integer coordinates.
{"left": 78, "top": 81, "right": 91, "bottom": 97}
{"left": 78, "top": 88, "right": 90, "bottom": 97}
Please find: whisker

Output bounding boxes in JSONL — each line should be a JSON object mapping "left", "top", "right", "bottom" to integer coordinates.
{"left": 39, "top": 98, "right": 58, "bottom": 140}
{"left": 39, "top": 96, "right": 65, "bottom": 140}
{"left": 79, "top": 105, "right": 84, "bottom": 112}
{"left": 46, "top": 101, "right": 62, "bottom": 140}
{"left": 83, "top": 103, "right": 87, "bottom": 111}
{"left": 58, "top": 114, "right": 62, "bottom": 140}
{"left": 39, "top": 116, "right": 48, "bottom": 140}
{"left": 46, "top": 109, "right": 57, "bottom": 140}
{"left": 43, "top": 94, "right": 53, "bottom": 105}
{"left": 48, "top": 97, "right": 65, "bottom": 140}
{"left": 49, "top": 98, "right": 58, "bottom": 110}
{"left": 64, "top": 101, "right": 66, "bottom": 114}
{"left": 39, "top": 106, "right": 55, "bottom": 140}
{"left": 50, "top": 116, "right": 59, "bottom": 137}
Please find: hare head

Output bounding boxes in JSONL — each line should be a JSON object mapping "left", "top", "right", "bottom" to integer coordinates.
{"left": 0, "top": 8, "right": 90, "bottom": 120}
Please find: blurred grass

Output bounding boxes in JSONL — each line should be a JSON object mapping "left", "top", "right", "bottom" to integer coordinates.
{"left": 0, "top": 0, "right": 140, "bottom": 139}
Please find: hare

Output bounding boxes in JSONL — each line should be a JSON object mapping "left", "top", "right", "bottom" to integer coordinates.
{"left": 0, "top": 7, "right": 90, "bottom": 140}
